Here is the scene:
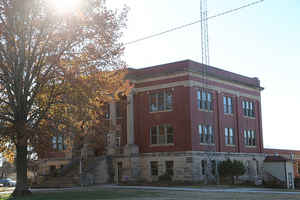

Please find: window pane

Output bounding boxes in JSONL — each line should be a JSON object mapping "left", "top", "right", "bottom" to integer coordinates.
{"left": 167, "top": 125, "right": 173, "bottom": 143}
{"left": 166, "top": 161, "right": 174, "bottom": 176}
{"left": 244, "top": 130, "right": 247, "bottom": 145}
{"left": 229, "top": 128, "right": 234, "bottom": 144}
{"left": 165, "top": 92, "right": 173, "bottom": 110}
{"left": 201, "top": 160, "right": 207, "bottom": 175}
{"left": 197, "top": 91, "right": 201, "bottom": 109}
{"left": 158, "top": 93, "right": 164, "bottom": 111}
{"left": 150, "top": 161, "right": 158, "bottom": 176}
{"left": 104, "top": 103, "right": 110, "bottom": 119}
{"left": 248, "top": 130, "right": 252, "bottom": 145}
{"left": 151, "top": 127, "right": 157, "bottom": 144}
{"left": 207, "top": 93, "right": 212, "bottom": 110}
{"left": 199, "top": 125, "right": 203, "bottom": 143}
{"left": 201, "top": 91, "right": 207, "bottom": 109}
{"left": 209, "top": 126, "right": 214, "bottom": 143}
{"left": 159, "top": 125, "right": 165, "bottom": 144}
{"left": 228, "top": 97, "right": 232, "bottom": 114}
{"left": 225, "top": 128, "right": 228, "bottom": 145}
{"left": 202, "top": 91, "right": 206, "bottom": 100}
{"left": 52, "top": 136, "right": 57, "bottom": 149}
{"left": 198, "top": 125, "right": 202, "bottom": 135}
{"left": 228, "top": 97, "right": 232, "bottom": 105}
{"left": 204, "top": 126, "right": 208, "bottom": 143}
{"left": 223, "top": 97, "right": 227, "bottom": 113}
{"left": 197, "top": 91, "right": 201, "bottom": 100}
{"left": 115, "top": 133, "right": 121, "bottom": 147}
{"left": 211, "top": 160, "right": 216, "bottom": 175}
{"left": 58, "top": 135, "right": 63, "bottom": 143}
{"left": 252, "top": 130, "right": 256, "bottom": 146}
{"left": 150, "top": 94, "right": 157, "bottom": 112}
{"left": 207, "top": 93, "right": 212, "bottom": 101}
{"left": 225, "top": 128, "right": 228, "bottom": 137}
{"left": 58, "top": 143, "right": 63, "bottom": 151}
{"left": 223, "top": 96, "right": 227, "bottom": 105}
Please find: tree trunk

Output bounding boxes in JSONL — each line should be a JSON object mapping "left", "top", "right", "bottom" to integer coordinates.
{"left": 11, "top": 144, "right": 32, "bottom": 197}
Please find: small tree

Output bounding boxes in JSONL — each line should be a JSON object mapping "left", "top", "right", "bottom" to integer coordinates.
{"left": 218, "top": 159, "right": 245, "bottom": 184}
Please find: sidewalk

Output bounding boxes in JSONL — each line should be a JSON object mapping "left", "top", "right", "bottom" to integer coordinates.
{"left": 1, "top": 185, "right": 300, "bottom": 195}
{"left": 101, "top": 185, "right": 300, "bottom": 195}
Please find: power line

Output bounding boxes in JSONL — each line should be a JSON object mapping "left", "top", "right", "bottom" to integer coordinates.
{"left": 124, "top": 0, "right": 264, "bottom": 46}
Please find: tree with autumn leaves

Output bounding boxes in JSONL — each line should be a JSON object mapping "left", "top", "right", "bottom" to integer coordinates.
{"left": 0, "top": 0, "right": 130, "bottom": 197}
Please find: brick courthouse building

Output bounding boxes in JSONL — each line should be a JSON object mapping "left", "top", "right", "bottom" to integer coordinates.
{"left": 37, "top": 60, "right": 299, "bottom": 186}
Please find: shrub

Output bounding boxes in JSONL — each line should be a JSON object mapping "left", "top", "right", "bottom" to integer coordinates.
{"left": 218, "top": 159, "right": 246, "bottom": 184}
{"left": 294, "top": 178, "right": 300, "bottom": 188}
{"left": 158, "top": 173, "right": 172, "bottom": 182}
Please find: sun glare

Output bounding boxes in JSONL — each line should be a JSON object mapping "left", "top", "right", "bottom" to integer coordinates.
{"left": 49, "top": 0, "right": 83, "bottom": 15}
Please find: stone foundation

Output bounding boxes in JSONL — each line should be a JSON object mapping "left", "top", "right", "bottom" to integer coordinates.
{"left": 112, "top": 151, "right": 265, "bottom": 184}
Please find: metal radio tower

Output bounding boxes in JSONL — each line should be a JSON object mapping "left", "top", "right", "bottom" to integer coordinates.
{"left": 200, "top": 0, "right": 210, "bottom": 65}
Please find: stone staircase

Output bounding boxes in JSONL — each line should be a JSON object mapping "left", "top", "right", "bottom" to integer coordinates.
{"left": 33, "top": 159, "right": 81, "bottom": 188}
{"left": 80, "top": 156, "right": 113, "bottom": 186}
{"left": 263, "top": 171, "right": 286, "bottom": 188}
{"left": 33, "top": 156, "right": 113, "bottom": 188}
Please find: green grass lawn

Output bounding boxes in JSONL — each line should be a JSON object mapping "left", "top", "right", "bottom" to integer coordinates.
{"left": 0, "top": 188, "right": 160, "bottom": 200}
{"left": 1, "top": 188, "right": 300, "bottom": 200}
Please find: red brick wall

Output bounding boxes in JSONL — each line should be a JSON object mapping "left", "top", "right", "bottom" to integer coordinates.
{"left": 134, "top": 86, "right": 192, "bottom": 153}
{"left": 131, "top": 74, "right": 263, "bottom": 154}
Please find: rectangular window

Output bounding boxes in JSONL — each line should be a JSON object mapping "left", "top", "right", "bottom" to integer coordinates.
{"left": 225, "top": 128, "right": 235, "bottom": 145}
{"left": 150, "top": 94, "right": 157, "bottom": 112}
{"left": 242, "top": 100, "right": 255, "bottom": 117}
{"left": 150, "top": 161, "right": 158, "bottom": 176}
{"left": 223, "top": 96, "right": 233, "bottom": 114}
{"left": 165, "top": 91, "right": 173, "bottom": 110}
{"left": 150, "top": 124, "right": 174, "bottom": 145}
{"left": 243, "top": 129, "right": 256, "bottom": 146}
{"left": 52, "top": 135, "right": 65, "bottom": 151}
{"left": 115, "top": 131, "right": 121, "bottom": 147}
{"left": 149, "top": 90, "right": 173, "bottom": 112}
{"left": 201, "top": 160, "right": 207, "bottom": 175}
{"left": 104, "top": 103, "right": 110, "bottom": 119}
{"left": 198, "top": 124, "right": 214, "bottom": 144}
{"left": 159, "top": 125, "right": 165, "bottom": 144}
{"left": 211, "top": 160, "right": 216, "bottom": 175}
{"left": 197, "top": 90, "right": 213, "bottom": 111}
{"left": 150, "top": 127, "right": 157, "bottom": 145}
{"left": 116, "top": 102, "right": 121, "bottom": 118}
{"left": 166, "top": 125, "right": 174, "bottom": 144}
{"left": 165, "top": 161, "right": 174, "bottom": 176}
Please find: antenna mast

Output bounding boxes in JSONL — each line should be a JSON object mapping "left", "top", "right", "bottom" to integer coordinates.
{"left": 200, "top": 0, "right": 210, "bottom": 65}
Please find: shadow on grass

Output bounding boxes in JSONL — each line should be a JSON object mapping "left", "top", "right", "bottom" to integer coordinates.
{"left": 0, "top": 189, "right": 160, "bottom": 200}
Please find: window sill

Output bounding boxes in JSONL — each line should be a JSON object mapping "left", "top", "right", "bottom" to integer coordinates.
{"left": 244, "top": 116, "right": 256, "bottom": 119}
{"left": 245, "top": 145, "right": 257, "bottom": 148}
{"left": 225, "top": 144, "right": 236, "bottom": 147}
{"left": 200, "top": 143, "right": 215, "bottom": 146}
{"left": 150, "top": 143, "right": 174, "bottom": 147}
{"left": 198, "top": 109, "right": 213, "bottom": 113}
{"left": 149, "top": 109, "right": 173, "bottom": 114}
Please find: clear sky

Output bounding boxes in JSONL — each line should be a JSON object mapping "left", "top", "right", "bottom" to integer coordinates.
{"left": 107, "top": 0, "right": 300, "bottom": 150}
